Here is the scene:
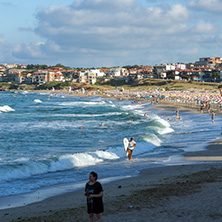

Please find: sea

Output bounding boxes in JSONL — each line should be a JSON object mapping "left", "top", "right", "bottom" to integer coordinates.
{"left": 0, "top": 91, "right": 221, "bottom": 209}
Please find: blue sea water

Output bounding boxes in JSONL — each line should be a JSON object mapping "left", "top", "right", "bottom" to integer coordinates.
{"left": 0, "top": 91, "right": 221, "bottom": 208}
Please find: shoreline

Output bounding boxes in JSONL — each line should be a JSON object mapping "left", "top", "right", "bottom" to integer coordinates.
{"left": 1, "top": 140, "right": 222, "bottom": 222}
{"left": 0, "top": 146, "right": 222, "bottom": 222}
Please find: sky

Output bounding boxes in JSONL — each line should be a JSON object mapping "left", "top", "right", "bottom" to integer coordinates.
{"left": 0, "top": 0, "right": 222, "bottom": 68}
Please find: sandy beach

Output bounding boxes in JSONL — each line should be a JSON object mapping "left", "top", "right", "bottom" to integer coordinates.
{"left": 1, "top": 91, "right": 222, "bottom": 222}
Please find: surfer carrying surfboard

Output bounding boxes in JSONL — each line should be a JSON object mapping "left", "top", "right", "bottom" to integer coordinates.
{"left": 128, "top": 137, "right": 136, "bottom": 160}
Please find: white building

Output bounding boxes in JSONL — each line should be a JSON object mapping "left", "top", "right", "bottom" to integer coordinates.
{"left": 165, "top": 64, "right": 176, "bottom": 71}
{"left": 176, "top": 63, "right": 186, "bottom": 70}
{"left": 90, "top": 69, "right": 105, "bottom": 77}
{"left": 106, "top": 68, "right": 123, "bottom": 77}
{"left": 79, "top": 71, "right": 97, "bottom": 84}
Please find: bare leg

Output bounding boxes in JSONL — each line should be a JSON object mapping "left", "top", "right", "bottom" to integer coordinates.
{"left": 89, "top": 213, "right": 94, "bottom": 222}
{"left": 128, "top": 150, "right": 132, "bottom": 160}
{"left": 96, "top": 213, "right": 103, "bottom": 222}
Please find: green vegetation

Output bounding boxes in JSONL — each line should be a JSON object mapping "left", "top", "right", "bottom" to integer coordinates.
{"left": 0, "top": 79, "right": 221, "bottom": 92}
{"left": 26, "top": 63, "right": 72, "bottom": 71}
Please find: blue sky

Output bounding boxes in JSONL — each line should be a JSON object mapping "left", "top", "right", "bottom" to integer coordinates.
{"left": 0, "top": 0, "right": 222, "bottom": 67}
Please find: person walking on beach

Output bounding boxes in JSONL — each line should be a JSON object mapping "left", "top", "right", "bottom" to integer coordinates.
{"left": 85, "top": 171, "right": 104, "bottom": 222}
{"left": 128, "top": 137, "right": 137, "bottom": 160}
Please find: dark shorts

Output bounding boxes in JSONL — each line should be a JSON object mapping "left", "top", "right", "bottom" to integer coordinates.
{"left": 87, "top": 198, "right": 104, "bottom": 214}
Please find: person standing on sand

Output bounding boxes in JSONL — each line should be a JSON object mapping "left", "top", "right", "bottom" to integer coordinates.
{"left": 128, "top": 137, "right": 137, "bottom": 160}
{"left": 85, "top": 171, "right": 104, "bottom": 222}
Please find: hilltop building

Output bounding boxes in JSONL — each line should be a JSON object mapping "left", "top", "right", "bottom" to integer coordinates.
{"left": 194, "top": 57, "right": 222, "bottom": 68}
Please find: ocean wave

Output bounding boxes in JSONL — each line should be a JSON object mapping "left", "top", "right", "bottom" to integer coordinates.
{"left": 0, "top": 140, "right": 157, "bottom": 182}
{"left": 142, "top": 134, "right": 162, "bottom": 146}
{"left": 34, "top": 99, "right": 43, "bottom": 103}
{"left": 0, "top": 105, "right": 15, "bottom": 112}
{"left": 0, "top": 149, "right": 120, "bottom": 182}
{"left": 147, "top": 115, "right": 174, "bottom": 135}
{"left": 58, "top": 101, "right": 106, "bottom": 107}
{"left": 51, "top": 112, "right": 123, "bottom": 117}
{"left": 121, "top": 104, "right": 146, "bottom": 111}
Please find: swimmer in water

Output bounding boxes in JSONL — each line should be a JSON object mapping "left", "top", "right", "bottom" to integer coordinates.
{"left": 176, "top": 115, "right": 182, "bottom": 121}
{"left": 176, "top": 109, "right": 179, "bottom": 117}
{"left": 211, "top": 111, "right": 215, "bottom": 123}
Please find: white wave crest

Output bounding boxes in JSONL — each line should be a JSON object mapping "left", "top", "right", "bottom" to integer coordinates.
{"left": 52, "top": 112, "right": 122, "bottom": 117}
{"left": 0, "top": 105, "right": 15, "bottom": 112}
{"left": 0, "top": 150, "right": 120, "bottom": 182}
{"left": 34, "top": 99, "right": 42, "bottom": 103}
{"left": 142, "top": 135, "right": 161, "bottom": 146}
{"left": 59, "top": 101, "right": 105, "bottom": 107}
{"left": 149, "top": 115, "right": 174, "bottom": 135}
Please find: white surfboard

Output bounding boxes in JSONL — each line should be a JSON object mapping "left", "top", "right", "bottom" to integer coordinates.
{"left": 123, "top": 138, "right": 129, "bottom": 156}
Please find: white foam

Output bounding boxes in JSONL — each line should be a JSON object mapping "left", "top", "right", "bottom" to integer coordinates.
{"left": 158, "top": 127, "right": 174, "bottom": 135}
{"left": 49, "top": 153, "right": 103, "bottom": 169}
{"left": 92, "top": 150, "right": 119, "bottom": 160}
{"left": 0, "top": 139, "right": 157, "bottom": 182}
{"left": 0, "top": 150, "right": 121, "bottom": 182}
{"left": 149, "top": 115, "right": 174, "bottom": 135}
{"left": 34, "top": 99, "right": 43, "bottom": 103}
{"left": 142, "top": 135, "right": 162, "bottom": 146}
{"left": 58, "top": 101, "right": 105, "bottom": 107}
{"left": 0, "top": 105, "right": 15, "bottom": 112}
{"left": 51, "top": 112, "right": 122, "bottom": 117}
{"left": 21, "top": 91, "right": 28, "bottom": 94}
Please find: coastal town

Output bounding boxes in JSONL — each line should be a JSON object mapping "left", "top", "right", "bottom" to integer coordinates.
{"left": 1, "top": 57, "right": 222, "bottom": 85}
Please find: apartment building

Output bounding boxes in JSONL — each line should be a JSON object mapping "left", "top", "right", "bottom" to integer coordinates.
{"left": 79, "top": 71, "right": 97, "bottom": 84}
{"left": 194, "top": 57, "right": 222, "bottom": 67}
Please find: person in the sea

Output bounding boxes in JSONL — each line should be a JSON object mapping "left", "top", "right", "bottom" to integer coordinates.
{"left": 211, "top": 111, "right": 215, "bottom": 123}
{"left": 176, "top": 115, "right": 182, "bottom": 121}
{"left": 128, "top": 137, "right": 137, "bottom": 160}
{"left": 176, "top": 109, "right": 179, "bottom": 117}
{"left": 85, "top": 171, "right": 104, "bottom": 222}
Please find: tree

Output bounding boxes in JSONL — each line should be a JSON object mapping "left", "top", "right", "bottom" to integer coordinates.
{"left": 212, "top": 70, "right": 220, "bottom": 80}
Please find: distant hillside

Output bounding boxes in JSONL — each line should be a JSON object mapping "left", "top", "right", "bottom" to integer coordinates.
{"left": 0, "top": 79, "right": 221, "bottom": 92}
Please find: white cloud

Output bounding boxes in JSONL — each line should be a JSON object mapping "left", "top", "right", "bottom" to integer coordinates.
{"left": 195, "top": 21, "right": 216, "bottom": 34}
{"left": 0, "top": 35, "right": 15, "bottom": 62}
{"left": 13, "top": 42, "right": 46, "bottom": 59}
{"left": 34, "top": 2, "right": 190, "bottom": 52}
{"left": 182, "top": 47, "right": 199, "bottom": 56}
{"left": 1, "top": 0, "right": 221, "bottom": 67}
{"left": 74, "top": 0, "right": 137, "bottom": 10}
{"left": 189, "top": 0, "right": 222, "bottom": 12}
